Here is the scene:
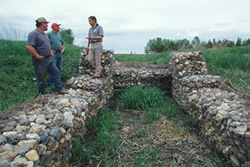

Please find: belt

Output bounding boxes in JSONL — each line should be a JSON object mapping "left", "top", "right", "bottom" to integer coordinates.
{"left": 43, "top": 55, "right": 51, "bottom": 58}
{"left": 54, "top": 50, "right": 61, "bottom": 53}
{"left": 90, "top": 41, "right": 101, "bottom": 44}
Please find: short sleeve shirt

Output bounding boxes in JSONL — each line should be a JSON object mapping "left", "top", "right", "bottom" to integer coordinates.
{"left": 26, "top": 29, "right": 51, "bottom": 56}
{"left": 47, "top": 31, "right": 64, "bottom": 50}
{"left": 88, "top": 24, "right": 104, "bottom": 43}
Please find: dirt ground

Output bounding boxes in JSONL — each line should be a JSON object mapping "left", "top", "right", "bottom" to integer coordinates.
{"left": 115, "top": 109, "right": 228, "bottom": 167}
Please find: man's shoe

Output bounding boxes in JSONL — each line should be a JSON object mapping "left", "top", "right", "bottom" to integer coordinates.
{"left": 92, "top": 75, "right": 99, "bottom": 79}
{"left": 100, "top": 67, "right": 105, "bottom": 77}
{"left": 55, "top": 90, "right": 67, "bottom": 95}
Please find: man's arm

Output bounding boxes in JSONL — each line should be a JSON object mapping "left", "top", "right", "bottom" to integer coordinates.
{"left": 26, "top": 45, "right": 44, "bottom": 60}
{"left": 85, "top": 37, "right": 90, "bottom": 51}
{"left": 85, "top": 35, "right": 103, "bottom": 49}
{"left": 61, "top": 44, "right": 65, "bottom": 54}
{"left": 87, "top": 36, "right": 103, "bottom": 40}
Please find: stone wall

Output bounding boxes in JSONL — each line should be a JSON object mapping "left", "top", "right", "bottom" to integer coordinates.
{"left": 169, "top": 52, "right": 250, "bottom": 167}
{"left": 113, "top": 65, "right": 172, "bottom": 94}
{"left": 0, "top": 50, "right": 114, "bottom": 167}
{"left": 0, "top": 50, "right": 249, "bottom": 167}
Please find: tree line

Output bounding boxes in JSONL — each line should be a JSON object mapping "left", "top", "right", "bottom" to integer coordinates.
{"left": 144, "top": 36, "right": 250, "bottom": 54}
{"left": 60, "top": 28, "right": 74, "bottom": 44}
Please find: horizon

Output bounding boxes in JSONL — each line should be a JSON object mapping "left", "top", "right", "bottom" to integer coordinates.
{"left": 0, "top": 26, "right": 249, "bottom": 54}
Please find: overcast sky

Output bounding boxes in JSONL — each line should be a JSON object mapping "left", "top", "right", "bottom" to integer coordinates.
{"left": 0, "top": 0, "right": 250, "bottom": 53}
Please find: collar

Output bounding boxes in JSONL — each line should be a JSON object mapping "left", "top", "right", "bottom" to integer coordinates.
{"left": 92, "top": 23, "right": 99, "bottom": 28}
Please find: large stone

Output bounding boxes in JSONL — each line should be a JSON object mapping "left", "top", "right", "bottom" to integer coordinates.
{"left": 2, "top": 131, "right": 17, "bottom": 138}
{"left": 30, "top": 123, "right": 45, "bottom": 133}
{"left": 234, "top": 125, "right": 247, "bottom": 136}
{"left": 25, "top": 150, "right": 39, "bottom": 162}
{"left": 64, "top": 112, "right": 74, "bottom": 126}
{"left": 15, "top": 145, "right": 30, "bottom": 155}
{"left": 230, "top": 155, "right": 240, "bottom": 167}
{"left": 17, "top": 140, "right": 37, "bottom": 149}
{"left": 10, "top": 157, "right": 28, "bottom": 166}
{"left": 50, "top": 126, "right": 61, "bottom": 141}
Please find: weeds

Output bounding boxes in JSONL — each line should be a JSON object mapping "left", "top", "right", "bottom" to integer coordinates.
{"left": 71, "top": 106, "right": 121, "bottom": 165}
{"left": 115, "top": 51, "right": 170, "bottom": 64}
{"left": 119, "top": 86, "right": 165, "bottom": 110}
{"left": 136, "top": 129, "right": 147, "bottom": 137}
{"left": 132, "top": 147, "right": 159, "bottom": 167}
{"left": 118, "top": 86, "right": 196, "bottom": 125}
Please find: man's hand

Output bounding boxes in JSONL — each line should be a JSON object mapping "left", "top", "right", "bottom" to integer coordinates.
{"left": 35, "top": 55, "right": 44, "bottom": 60}
{"left": 61, "top": 48, "right": 65, "bottom": 54}
{"left": 26, "top": 45, "right": 44, "bottom": 60}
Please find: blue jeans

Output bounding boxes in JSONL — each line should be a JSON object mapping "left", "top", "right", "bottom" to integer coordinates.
{"left": 49, "top": 52, "right": 62, "bottom": 86}
{"left": 32, "top": 56, "right": 62, "bottom": 94}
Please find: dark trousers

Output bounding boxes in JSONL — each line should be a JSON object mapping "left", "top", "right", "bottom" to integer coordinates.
{"left": 49, "top": 52, "right": 63, "bottom": 86}
{"left": 32, "top": 57, "right": 62, "bottom": 94}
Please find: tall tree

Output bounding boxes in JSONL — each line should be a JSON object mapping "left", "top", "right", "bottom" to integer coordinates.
{"left": 60, "top": 28, "right": 74, "bottom": 44}
{"left": 236, "top": 38, "right": 242, "bottom": 47}
{"left": 191, "top": 36, "right": 201, "bottom": 48}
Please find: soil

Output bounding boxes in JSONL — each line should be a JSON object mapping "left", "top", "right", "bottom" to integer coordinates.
{"left": 114, "top": 110, "right": 226, "bottom": 167}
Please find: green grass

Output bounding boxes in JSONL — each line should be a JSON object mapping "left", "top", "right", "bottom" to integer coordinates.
{"left": 202, "top": 47, "right": 250, "bottom": 94}
{"left": 118, "top": 86, "right": 195, "bottom": 125}
{"left": 71, "top": 106, "right": 121, "bottom": 165}
{"left": 115, "top": 51, "right": 171, "bottom": 64}
{"left": 119, "top": 86, "right": 165, "bottom": 110}
{"left": 202, "top": 46, "right": 250, "bottom": 71}
{"left": 119, "top": 86, "right": 165, "bottom": 123}
{"left": 132, "top": 147, "right": 159, "bottom": 167}
{"left": 0, "top": 39, "right": 82, "bottom": 112}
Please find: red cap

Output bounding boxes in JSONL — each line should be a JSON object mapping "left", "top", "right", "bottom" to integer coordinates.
{"left": 51, "top": 23, "right": 61, "bottom": 28}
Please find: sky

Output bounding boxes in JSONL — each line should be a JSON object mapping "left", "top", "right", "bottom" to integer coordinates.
{"left": 0, "top": 0, "right": 250, "bottom": 53}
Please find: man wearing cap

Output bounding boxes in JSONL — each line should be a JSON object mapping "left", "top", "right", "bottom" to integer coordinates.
{"left": 26, "top": 17, "right": 65, "bottom": 95}
{"left": 47, "top": 23, "right": 65, "bottom": 86}
{"left": 85, "top": 16, "right": 104, "bottom": 79}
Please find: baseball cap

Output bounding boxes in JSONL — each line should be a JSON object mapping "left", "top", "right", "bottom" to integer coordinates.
{"left": 36, "top": 17, "right": 49, "bottom": 23}
{"left": 51, "top": 23, "right": 61, "bottom": 28}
